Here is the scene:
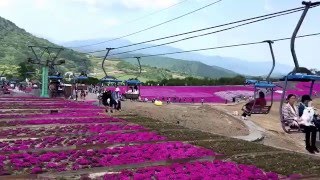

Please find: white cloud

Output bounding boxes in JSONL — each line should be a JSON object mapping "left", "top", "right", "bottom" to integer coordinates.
{"left": 71, "top": 0, "right": 98, "bottom": 6}
{"left": 121, "top": 0, "right": 179, "bottom": 10}
{"left": 104, "top": 18, "right": 120, "bottom": 27}
{"left": 33, "top": 0, "right": 49, "bottom": 10}
{"left": 0, "top": 0, "right": 12, "bottom": 8}
{"left": 88, "top": 6, "right": 99, "bottom": 13}
{"left": 70, "top": 0, "right": 179, "bottom": 11}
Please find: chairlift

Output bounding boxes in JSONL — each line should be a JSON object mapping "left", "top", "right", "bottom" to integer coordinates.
{"left": 74, "top": 71, "right": 89, "bottom": 92}
{"left": 100, "top": 76, "right": 122, "bottom": 84}
{"left": 242, "top": 40, "right": 276, "bottom": 115}
{"left": 279, "top": 1, "right": 320, "bottom": 133}
{"left": 48, "top": 64, "right": 63, "bottom": 82}
{"left": 100, "top": 48, "right": 122, "bottom": 85}
{"left": 48, "top": 75, "right": 63, "bottom": 81}
{"left": 75, "top": 60, "right": 90, "bottom": 83}
{"left": 124, "top": 57, "right": 142, "bottom": 100}
{"left": 75, "top": 71, "right": 89, "bottom": 82}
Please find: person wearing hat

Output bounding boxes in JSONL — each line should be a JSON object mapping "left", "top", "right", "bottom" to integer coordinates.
{"left": 299, "top": 94, "right": 320, "bottom": 138}
{"left": 298, "top": 95, "right": 313, "bottom": 117}
{"left": 111, "top": 87, "right": 121, "bottom": 111}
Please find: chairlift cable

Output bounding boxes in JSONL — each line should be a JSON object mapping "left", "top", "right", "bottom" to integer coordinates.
{"left": 110, "top": 32, "right": 320, "bottom": 59}
{"left": 118, "top": 0, "right": 191, "bottom": 26}
{"left": 68, "top": 0, "right": 223, "bottom": 49}
{"left": 82, "top": 5, "right": 313, "bottom": 54}
{"left": 108, "top": 8, "right": 306, "bottom": 57}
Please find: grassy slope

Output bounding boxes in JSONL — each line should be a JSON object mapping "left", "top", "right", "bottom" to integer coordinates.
{"left": 89, "top": 57, "right": 187, "bottom": 82}
{"left": 0, "top": 16, "right": 186, "bottom": 81}
{"left": 122, "top": 56, "right": 238, "bottom": 78}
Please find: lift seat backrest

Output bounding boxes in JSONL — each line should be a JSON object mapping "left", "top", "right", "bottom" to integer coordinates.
{"left": 250, "top": 105, "right": 271, "bottom": 114}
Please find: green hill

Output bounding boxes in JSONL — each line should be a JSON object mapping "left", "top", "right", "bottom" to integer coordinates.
{"left": 121, "top": 56, "right": 238, "bottom": 78}
{"left": 0, "top": 16, "right": 237, "bottom": 81}
{"left": 0, "top": 16, "right": 197, "bottom": 82}
{"left": 89, "top": 57, "right": 187, "bottom": 82}
{"left": 0, "top": 16, "right": 91, "bottom": 75}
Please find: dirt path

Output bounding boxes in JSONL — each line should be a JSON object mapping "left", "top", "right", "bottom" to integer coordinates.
{"left": 118, "top": 100, "right": 320, "bottom": 154}
{"left": 118, "top": 101, "right": 249, "bottom": 137}
{"left": 214, "top": 102, "right": 311, "bottom": 153}
{"left": 84, "top": 93, "right": 320, "bottom": 154}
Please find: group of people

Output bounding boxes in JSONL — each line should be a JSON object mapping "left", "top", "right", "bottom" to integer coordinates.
{"left": 100, "top": 87, "right": 122, "bottom": 113}
{"left": 283, "top": 94, "right": 320, "bottom": 154}
{"left": 148, "top": 97, "right": 204, "bottom": 104}
{"left": 74, "top": 89, "right": 88, "bottom": 100}
{"left": 0, "top": 84, "right": 10, "bottom": 94}
{"left": 126, "top": 85, "right": 139, "bottom": 94}
{"left": 241, "top": 90, "right": 320, "bottom": 154}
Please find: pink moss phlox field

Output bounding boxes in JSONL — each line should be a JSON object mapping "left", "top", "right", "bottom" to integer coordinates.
{"left": 0, "top": 95, "right": 309, "bottom": 178}
{"left": 0, "top": 132, "right": 167, "bottom": 152}
{"left": 0, "top": 142, "right": 217, "bottom": 174}
{"left": 0, "top": 111, "right": 105, "bottom": 119}
{"left": 0, "top": 124, "right": 146, "bottom": 137}
{"left": 5, "top": 117, "right": 123, "bottom": 126}
{"left": 104, "top": 83, "right": 320, "bottom": 103}
{"left": 102, "top": 161, "right": 299, "bottom": 180}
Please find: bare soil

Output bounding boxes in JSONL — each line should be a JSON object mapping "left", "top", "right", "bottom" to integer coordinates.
{"left": 117, "top": 100, "right": 320, "bottom": 154}
{"left": 117, "top": 102, "right": 249, "bottom": 137}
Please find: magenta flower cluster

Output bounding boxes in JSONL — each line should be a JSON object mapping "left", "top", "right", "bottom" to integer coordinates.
{"left": 0, "top": 96, "right": 303, "bottom": 178}
{"left": 0, "top": 111, "right": 104, "bottom": 119}
{"left": 0, "top": 142, "right": 216, "bottom": 174}
{"left": 0, "top": 124, "right": 146, "bottom": 138}
{"left": 0, "top": 103, "right": 96, "bottom": 109}
{"left": 6, "top": 117, "right": 122, "bottom": 126}
{"left": 0, "top": 132, "right": 166, "bottom": 152}
{"left": 102, "top": 160, "right": 284, "bottom": 180}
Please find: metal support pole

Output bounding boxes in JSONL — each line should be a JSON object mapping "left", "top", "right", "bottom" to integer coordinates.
{"left": 310, "top": 80, "right": 315, "bottom": 97}
{"left": 290, "top": 1, "right": 312, "bottom": 71}
{"left": 102, "top": 48, "right": 114, "bottom": 77}
{"left": 135, "top": 57, "right": 142, "bottom": 76}
{"left": 28, "top": 46, "right": 64, "bottom": 98}
{"left": 40, "top": 66, "right": 49, "bottom": 97}
{"left": 263, "top": 40, "right": 275, "bottom": 82}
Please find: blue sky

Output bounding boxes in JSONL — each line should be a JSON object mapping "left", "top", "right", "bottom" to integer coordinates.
{"left": 0, "top": 0, "right": 319, "bottom": 68}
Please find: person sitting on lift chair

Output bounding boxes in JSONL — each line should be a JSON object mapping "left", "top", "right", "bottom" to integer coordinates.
{"left": 241, "top": 91, "right": 266, "bottom": 120}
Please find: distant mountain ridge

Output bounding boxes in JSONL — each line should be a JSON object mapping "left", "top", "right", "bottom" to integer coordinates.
{"left": 62, "top": 39, "right": 239, "bottom": 78}
{"left": 121, "top": 56, "right": 238, "bottom": 78}
{"left": 62, "top": 38, "right": 293, "bottom": 77}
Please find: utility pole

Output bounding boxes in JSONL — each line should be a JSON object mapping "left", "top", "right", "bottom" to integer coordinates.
{"left": 27, "top": 46, "right": 64, "bottom": 98}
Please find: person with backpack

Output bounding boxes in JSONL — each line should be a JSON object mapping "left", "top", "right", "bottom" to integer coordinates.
{"left": 102, "top": 90, "right": 112, "bottom": 113}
